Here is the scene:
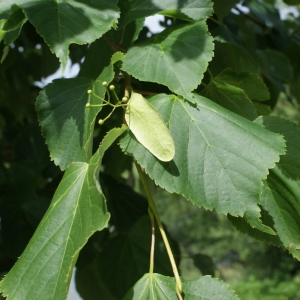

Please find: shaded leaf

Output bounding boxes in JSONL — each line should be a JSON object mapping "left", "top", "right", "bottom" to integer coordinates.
{"left": 78, "top": 37, "right": 114, "bottom": 80}
{"left": 122, "top": 273, "right": 177, "bottom": 300}
{"left": 254, "top": 102, "right": 272, "bottom": 116}
{"left": 213, "top": 0, "right": 240, "bottom": 21}
{"left": 211, "top": 42, "right": 260, "bottom": 75}
{"left": 183, "top": 276, "right": 239, "bottom": 299}
{"left": 120, "top": 93, "right": 285, "bottom": 232}
{"left": 0, "top": 126, "right": 127, "bottom": 300}
{"left": 101, "top": 173, "right": 148, "bottom": 232}
{"left": 36, "top": 58, "right": 116, "bottom": 170}
{"left": 76, "top": 259, "right": 117, "bottom": 300}
{"left": 192, "top": 253, "right": 215, "bottom": 276}
{"left": 2, "top": 5, "right": 27, "bottom": 44}
{"left": 215, "top": 69, "right": 270, "bottom": 101}
{"left": 96, "top": 216, "right": 180, "bottom": 299}
{"left": 201, "top": 79, "right": 258, "bottom": 120}
{"left": 122, "top": 21, "right": 214, "bottom": 100}
{"left": 119, "top": 0, "right": 213, "bottom": 27}
{"left": 0, "top": 0, "right": 120, "bottom": 68}
{"left": 256, "top": 49, "right": 293, "bottom": 82}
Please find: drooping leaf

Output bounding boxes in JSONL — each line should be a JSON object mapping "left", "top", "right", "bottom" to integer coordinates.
{"left": 0, "top": 0, "right": 120, "bottom": 69}
{"left": 123, "top": 273, "right": 177, "bottom": 300}
{"left": 122, "top": 21, "right": 214, "bottom": 100}
{"left": 125, "top": 92, "right": 175, "bottom": 162}
{"left": 215, "top": 68, "right": 270, "bottom": 101}
{"left": 119, "top": 0, "right": 213, "bottom": 27}
{"left": 201, "top": 79, "right": 258, "bottom": 120}
{"left": 96, "top": 216, "right": 180, "bottom": 299}
{"left": 120, "top": 93, "right": 285, "bottom": 232}
{"left": 36, "top": 56, "right": 117, "bottom": 170}
{"left": 182, "top": 276, "right": 239, "bottom": 299}
{"left": 0, "top": 126, "right": 127, "bottom": 300}
{"left": 229, "top": 116, "right": 300, "bottom": 260}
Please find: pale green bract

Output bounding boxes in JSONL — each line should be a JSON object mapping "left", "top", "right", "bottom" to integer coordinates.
{"left": 125, "top": 92, "right": 175, "bottom": 162}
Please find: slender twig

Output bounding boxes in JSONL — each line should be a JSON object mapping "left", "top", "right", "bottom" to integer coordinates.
{"left": 119, "top": 26, "right": 126, "bottom": 45}
{"left": 103, "top": 34, "right": 127, "bottom": 52}
{"left": 134, "top": 90, "right": 157, "bottom": 96}
{"left": 135, "top": 162, "right": 183, "bottom": 299}
{"left": 148, "top": 207, "right": 155, "bottom": 274}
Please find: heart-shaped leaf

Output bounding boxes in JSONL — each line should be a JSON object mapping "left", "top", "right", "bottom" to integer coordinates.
{"left": 120, "top": 94, "right": 285, "bottom": 232}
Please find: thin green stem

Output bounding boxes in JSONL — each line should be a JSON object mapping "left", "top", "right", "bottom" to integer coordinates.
{"left": 207, "top": 68, "right": 214, "bottom": 81}
{"left": 148, "top": 207, "right": 155, "bottom": 274}
{"left": 135, "top": 162, "right": 183, "bottom": 297}
{"left": 209, "top": 16, "right": 222, "bottom": 25}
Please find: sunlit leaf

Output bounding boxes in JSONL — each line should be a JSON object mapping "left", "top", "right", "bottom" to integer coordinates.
{"left": 229, "top": 117, "right": 300, "bottom": 260}
{"left": 125, "top": 92, "right": 175, "bottom": 161}
{"left": 119, "top": 0, "right": 213, "bottom": 27}
{"left": 122, "top": 21, "right": 214, "bottom": 100}
{"left": 183, "top": 276, "right": 239, "bottom": 299}
{"left": 0, "top": 0, "right": 120, "bottom": 68}
{"left": 120, "top": 93, "right": 285, "bottom": 232}
{"left": 0, "top": 126, "right": 127, "bottom": 300}
{"left": 123, "top": 273, "right": 177, "bottom": 300}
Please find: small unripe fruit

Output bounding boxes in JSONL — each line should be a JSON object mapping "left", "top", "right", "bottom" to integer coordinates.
{"left": 122, "top": 97, "right": 128, "bottom": 103}
{"left": 102, "top": 81, "right": 108, "bottom": 87}
{"left": 86, "top": 103, "right": 91, "bottom": 108}
{"left": 87, "top": 89, "right": 92, "bottom": 94}
{"left": 125, "top": 107, "right": 130, "bottom": 114}
{"left": 109, "top": 85, "right": 115, "bottom": 91}
{"left": 98, "top": 119, "right": 104, "bottom": 125}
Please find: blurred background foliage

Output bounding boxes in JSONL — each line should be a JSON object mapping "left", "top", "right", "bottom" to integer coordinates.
{"left": 1, "top": 0, "right": 300, "bottom": 299}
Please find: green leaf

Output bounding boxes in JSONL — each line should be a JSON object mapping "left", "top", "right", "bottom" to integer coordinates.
{"left": 215, "top": 69, "right": 270, "bottom": 101}
{"left": 125, "top": 92, "right": 175, "bottom": 161}
{"left": 2, "top": 5, "right": 27, "bottom": 44}
{"left": 192, "top": 253, "right": 215, "bottom": 276}
{"left": 201, "top": 79, "right": 258, "bottom": 120}
{"left": 182, "top": 276, "right": 239, "bottom": 299}
{"left": 120, "top": 93, "right": 285, "bottom": 232}
{"left": 229, "top": 116, "right": 300, "bottom": 260}
{"left": 76, "top": 257, "right": 117, "bottom": 300}
{"left": 0, "top": 126, "right": 127, "bottom": 300}
{"left": 0, "top": 0, "right": 120, "bottom": 69}
{"left": 78, "top": 37, "right": 114, "bottom": 80}
{"left": 96, "top": 216, "right": 180, "bottom": 299}
{"left": 213, "top": 0, "right": 240, "bottom": 21}
{"left": 123, "top": 274, "right": 239, "bottom": 300}
{"left": 119, "top": 0, "right": 213, "bottom": 27}
{"left": 122, "top": 21, "right": 214, "bottom": 100}
{"left": 101, "top": 173, "right": 148, "bottom": 233}
{"left": 123, "top": 273, "right": 177, "bottom": 300}
{"left": 256, "top": 49, "right": 293, "bottom": 82}
{"left": 211, "top": 42, "right": 260, "bottom": 75}
{"left": 36, "top": 58, "right": 116, "bottom": 170}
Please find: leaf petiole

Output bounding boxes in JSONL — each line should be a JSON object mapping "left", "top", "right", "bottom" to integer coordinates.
{"left": 135, "top": 162, "right": 183, "bottom": 298}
